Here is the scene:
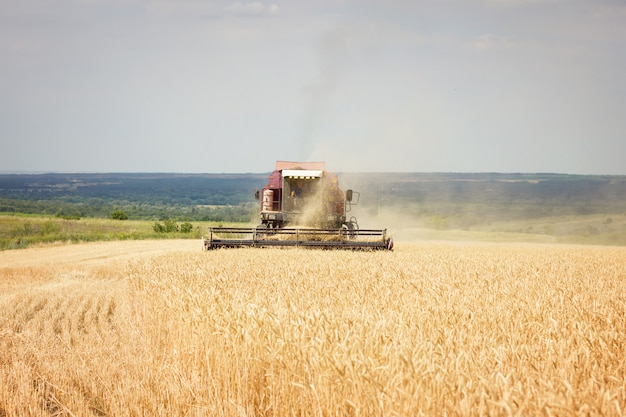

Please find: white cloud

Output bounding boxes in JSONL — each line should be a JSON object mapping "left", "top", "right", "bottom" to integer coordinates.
{"left": 482, "top": 0, "right": 564, "bottom": 6}
{"left": 472, "top": 33, "right": 516, "bottom": 51}
{"left": 223, "top": 2, "right": 279, "bottom": 16}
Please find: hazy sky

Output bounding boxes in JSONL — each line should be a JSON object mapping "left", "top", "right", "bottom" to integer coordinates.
{"left": 1, "top": 0, "right": 625, "bottom": 174}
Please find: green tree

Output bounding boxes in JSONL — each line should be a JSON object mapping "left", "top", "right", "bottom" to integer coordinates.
{"left": 164, "top": 218, "right": 178, "bottom": 232}
{"left": 110, "top": 209, "right": 129, "bottom": 220}
{"left": 153, "top": 218, "right": 179, "bottom": 233}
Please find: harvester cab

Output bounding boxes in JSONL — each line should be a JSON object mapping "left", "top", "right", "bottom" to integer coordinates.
{"left": 203, "top": 161, "right": 392, "bottom": 250}
{"left": 256, "top": 161, "right": 356, "bottom": 230}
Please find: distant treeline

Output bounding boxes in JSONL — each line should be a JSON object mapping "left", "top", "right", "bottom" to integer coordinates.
{"left": 0, "top": 173, "right": 265, "bottom": 222}
{"left": 342, "top": 172, "right": 626, "bottom": 220}
{"left": 1, "top": 172, "right": 626, "bottom": 223}
{"left": 340, "top": 172, "right": 626, "bottom": 246}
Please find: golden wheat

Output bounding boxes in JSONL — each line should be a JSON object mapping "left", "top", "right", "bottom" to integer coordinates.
{"left": 1, "top": 242, "right": 625, "bottom": 416}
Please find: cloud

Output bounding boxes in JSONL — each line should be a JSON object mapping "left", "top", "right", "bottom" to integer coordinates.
{"left": 482, "top": 0, "right": 564, "bottom": 6}
{"left": 223, "top": 2, "right": 279, "bottom": 16}
{"left": 472, "top": 33, "right": 516, "bottom": 51}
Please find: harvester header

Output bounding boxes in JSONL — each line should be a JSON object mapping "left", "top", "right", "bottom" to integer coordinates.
{"left": 203, "top": 161, "right": 393, "bottom": 250}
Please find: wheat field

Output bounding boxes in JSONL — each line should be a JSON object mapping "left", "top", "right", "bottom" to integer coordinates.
{"left": 1, "top": 240, "right": 625, "bottom": 416}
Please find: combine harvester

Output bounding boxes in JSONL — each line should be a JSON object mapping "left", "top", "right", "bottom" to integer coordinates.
{"left": 203, "top": 161, "right": 393, "bottom": 250}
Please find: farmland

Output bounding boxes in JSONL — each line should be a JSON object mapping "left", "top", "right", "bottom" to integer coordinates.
{"left": 1, "top": 240, "right": 625, "bottom": 416}
{"left": 2, "top": 172, "right": 626, "bottom": 248}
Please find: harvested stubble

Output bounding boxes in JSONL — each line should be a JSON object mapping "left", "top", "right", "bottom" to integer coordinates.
{"left": 1, "top": 242, "right": 625, "bottom": 416}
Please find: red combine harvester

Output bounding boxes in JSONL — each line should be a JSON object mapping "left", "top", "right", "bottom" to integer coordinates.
{"left": 203, "top": 161, "right": 393, "bottom": 250}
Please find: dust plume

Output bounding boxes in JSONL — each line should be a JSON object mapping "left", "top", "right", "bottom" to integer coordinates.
{"left": 288, "top": 180, "right": 329, "bottom": 228}
{"left": 297, "top": 27, "right": 355, "bottom": 161}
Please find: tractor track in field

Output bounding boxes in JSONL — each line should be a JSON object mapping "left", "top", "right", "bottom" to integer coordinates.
{"left": 0, "top": 239, "right": 202, "bottom": 268}
{"left": 0, "top": 240, "right": 203, "bottom": 308}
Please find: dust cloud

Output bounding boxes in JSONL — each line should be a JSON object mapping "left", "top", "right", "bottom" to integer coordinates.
{"left": 336, "top": 175, "right": 431, "bottom": 242}
{"left": 349, "top": 205, "right": 427, "bottom": 242}
{"left": 288, "top": 181, "right": 332, "bottom": 228}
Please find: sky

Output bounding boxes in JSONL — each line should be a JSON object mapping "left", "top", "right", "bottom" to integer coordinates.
{"left": 1, "top": 0, "right": 625, "bottom": 174}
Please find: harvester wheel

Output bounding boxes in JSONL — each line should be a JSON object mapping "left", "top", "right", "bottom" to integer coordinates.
{"left": 256, "top": 223, "right": 274, "bottom": 237}
{"left": 343, "top": 217, "right": 359, "bottom": 239}
{"left": 342, "top": 222, "right": 357, "bottom": 239}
